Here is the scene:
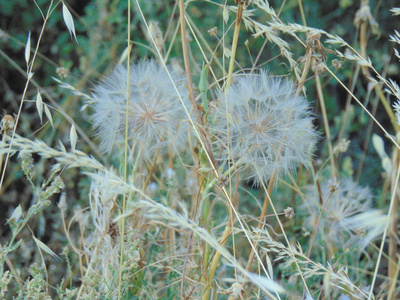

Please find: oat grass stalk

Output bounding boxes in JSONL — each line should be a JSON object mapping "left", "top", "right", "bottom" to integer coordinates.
{"left": 388, "top": 254, "right": 400, "bottom": 300}
{"left": 117, "top": 0, "right": 131, "bottom": 298}
{"left": 226, "top": 0, "right": 245, "bottom": 89}
{"left": 258, "top": 176, "right": 311, "bottom": 296}
{"left": 315, "top": 73, "right": 337, "bottom": 179}
{"left": 0, "top": 0, "right": 56, "bottom": 193}
{"left": 244, "top": 173, "right": 276, "bottom": 274}
{"left": 295, "top": 38, "right": 313, "bottom": 97}
{"left": 296, "top": 0, "right": 307, "bottom": 27}
{"left": 202, "top": 223, "right": 234, "bottom": 300}
{"left": 369, "top": 158, "right": 400, "bottom": 299}
{"left": 388, "top": 147, "right": 400, "bottom": 296}
{"left": 178, "top": 0, "right": 203, "bottom": 127}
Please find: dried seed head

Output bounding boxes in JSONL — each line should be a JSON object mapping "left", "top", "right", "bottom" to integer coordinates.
{"left": 284, "top": 207, "right": 295, "bottom": 219}
{"left": 328, "top": 178, "right": 339, "bottom": 193}
{"left": 354, "top": 0, "right": 379, "bottom": 33}
{"left": 208, "top": 27, "right": 218, "bottom": 37}
{"left": 334, "top": 138, "right": 350, "bottom": 153}
{"left": 311, "top": 57, "right": 325, "bottom": 74}
{"left": 147, "top": 21, "right": 164, "bottom": 53}
{"left": 304, "top": 178, "right": 387, "bottom": 250}
{"left": 91, "top": 60, "right": 190, "bottom": 158}
{"left": 1, "top": 115, "right": 15, "bottom": 135}
{"left": 332, "top": 59, "right": 343, "bottom": 69}
{"left": 211, "top": 71, "right": 318, "bottom": 185}
{"left": 56, "top": 67, "right": 69, "bottom": 78}
{"left": 217, "top": 175, "right": 229, "bottom": 187}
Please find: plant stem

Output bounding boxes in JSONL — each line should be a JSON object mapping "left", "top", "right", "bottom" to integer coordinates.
{"left": 243, "top": 173, "right": 276, "bottom": 275}
{"left": 226, "top": 1, "right": 244, "bottom": 89}
{"left": 388, "top": 147, "right": 399, "bottom": 295}
{"left": 117, "top": 0, "right": 131, "bottom": 297}
{"left": 202, "top": 224, "right": 233, "bottom": 300}
{"left": 315, "top": 74, "right": 337, "bottom": 179}
{"left": 178, "top": 0, "right": 217, "bottom": 169}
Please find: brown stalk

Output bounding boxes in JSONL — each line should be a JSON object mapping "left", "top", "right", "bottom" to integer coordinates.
{"left": 315, "top": 73, "right": 337, "bottom": 179}
{"left": 295, "top": 48, "right": 312, "bottom": 97}
{"left": 178, "top": 0, "right": 217, "bottom": 170}
{"left": 226, "top": 0, "right": 245, "bottom": 89}
{"left": 243, "top": 173, "right": 276, "bottom": 276}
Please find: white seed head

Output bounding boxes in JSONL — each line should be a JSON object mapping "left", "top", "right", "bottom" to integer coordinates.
{"left": 91, "top": 60, "right": 189, "bottom": 158}
{"left": 304, "top": 178, "right": 387, "bottom": 250}
{"left": 211, "top": 71, "right": 318, "bottom": 185}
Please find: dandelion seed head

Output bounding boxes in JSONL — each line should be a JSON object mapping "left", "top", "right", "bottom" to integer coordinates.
{"left": 304, "top": 178, "right": 387, "bottom": 250}
{"left": 212, "top": 70, "right": 317, "bottom": 185}
{"left": 91, "top": 60, "right": 189, "bottom": 158}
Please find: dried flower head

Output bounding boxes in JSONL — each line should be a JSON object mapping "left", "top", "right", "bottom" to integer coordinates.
{"left": 56, "top": 67, "right": 69, "bottom": 78}
{"left": 304, "top": 178, "right": 388, "bottom": 250}
{"left": 208, "top": 27, "right": 218, "bottom": 37}
{"left": 284, "top": 206, "right": 295, "bottom": 219}
{"left": 1, "top": 115, "right": 15, "bottom": 135}
{"left": 147, "top": 21, "right": 164, "bottom": 52}
{"left": 212, "top": 71, "right": 317, "bottom": 185}
{"left": 91, "top": 60, "right": 189, "bottom": 158}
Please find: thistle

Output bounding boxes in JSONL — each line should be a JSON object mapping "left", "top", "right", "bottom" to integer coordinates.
{"left": 91, "top": 60, "right": 189, "bottom": 158}
{"left": 211, "top": 71, "right": 317, "bottom": 185}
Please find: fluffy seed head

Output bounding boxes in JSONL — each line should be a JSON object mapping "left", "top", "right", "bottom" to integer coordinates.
{"left": 304, "top": 178, "right": 387, "bottom": 250}
{"left": 212, "top": 71, "right": 317, "bottom": 185}
{"left": 91, "top": 60, "right": 189, "bottom": 157}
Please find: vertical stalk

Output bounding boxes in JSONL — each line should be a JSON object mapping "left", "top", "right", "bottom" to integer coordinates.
{"left": 178, "top": 0, "right": 217, "bottom": 169}
{"left": 202, "top": 223, "right": 233, "bottom": 300}
{"left": 295, "top": 49, "right": 312, "bottom": 96}
{"left": 226, "top": 1, "right": 244, "bottom": 89}
{"left": 243, "top": 173, "right": 276, "bottom": 275}
{"left": 388, "top": 147, "right": 399, "bottom": 296}
{"left": 315, "top": 74, "right": 337, "bottom": 179}
{"left": 117, "top": 0, "right": 131, "bottom": 298}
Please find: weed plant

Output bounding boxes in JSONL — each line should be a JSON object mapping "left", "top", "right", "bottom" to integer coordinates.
{"left": 1, "top": 0, "right": 400, "bottom": 299}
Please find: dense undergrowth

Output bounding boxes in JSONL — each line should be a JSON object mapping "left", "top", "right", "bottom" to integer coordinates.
{"left": 1, "top": 0, "right": 400, "bottom": 299}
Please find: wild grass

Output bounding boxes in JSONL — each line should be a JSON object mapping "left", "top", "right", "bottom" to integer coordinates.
{"left": 1, "top": 0, "right": 400, "bottom": 299}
